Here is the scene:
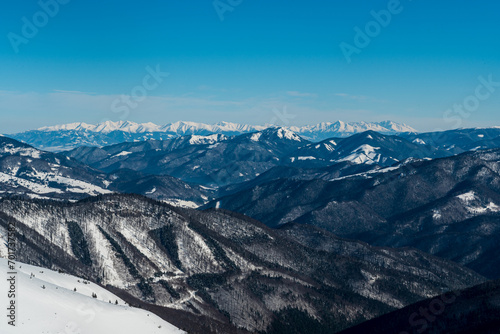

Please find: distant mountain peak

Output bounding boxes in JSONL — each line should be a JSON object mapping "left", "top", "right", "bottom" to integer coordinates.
{"left": 257, "top": 127, "right": 303, "bottom": 142}
{"left": 187, "top": 133, "right": 227, "bottom": 145}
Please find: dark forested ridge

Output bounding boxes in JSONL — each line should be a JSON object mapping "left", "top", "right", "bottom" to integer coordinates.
{"left": 339, "top": 279, "right": 500, "bottom": 334}
{"left": 0, "top": 194, "right": 486, "bottom": 333}
{"left": 211, "top": 149, "right": 500, "bottom": 279}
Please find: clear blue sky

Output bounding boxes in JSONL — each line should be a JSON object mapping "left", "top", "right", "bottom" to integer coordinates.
{"left": 1, "top": 0, "right": 499, "bottom": 133}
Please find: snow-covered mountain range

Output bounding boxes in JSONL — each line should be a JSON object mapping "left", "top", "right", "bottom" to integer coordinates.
{"left": 35, "top": 120, "right": 416, "bottom": 136}
{"left": 3, "top": 126, "right": 500, "bottom": 199}
{"left": 1, "top": 123, "right": 500, "bottom": 333}
{"left": 8, "top": 120, "right": 417, "bottom": 151}
{"left": 38, "top": 120, "right": 267, "bottom": 135}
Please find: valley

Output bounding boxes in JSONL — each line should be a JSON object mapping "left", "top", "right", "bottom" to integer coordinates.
{"left": 1, "top": 123, "right": 500, "bottom": 333}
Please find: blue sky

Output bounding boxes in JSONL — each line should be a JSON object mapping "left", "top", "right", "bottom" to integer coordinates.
{"left": 1, "top": 0, "right": 499, "bottom": 133}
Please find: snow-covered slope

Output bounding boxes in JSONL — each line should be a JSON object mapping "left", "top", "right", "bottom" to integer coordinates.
{"left": 0, "top": 258, "right": 184, "bottom": 334}
{"left": 285, "top": 130, "right": 449, "bottom": 168}
{"left": 0, "top": 136, "right": 112, "bottom": 200}
{"left": 0, "top": 136, "right": 213, "bottom": 204}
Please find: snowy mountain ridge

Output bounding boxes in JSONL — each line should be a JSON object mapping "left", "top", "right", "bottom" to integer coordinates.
{"left": 0, "top": 136, "right": 213, "bottom": 203}
{"left": 35, "top": 120, "right": 416, "bottom": 136}
{"left": 6, "top": 120, "right": 416, "bottom": 152}
{"left": 36, "top": 120, "right": 268, "bottom": 135}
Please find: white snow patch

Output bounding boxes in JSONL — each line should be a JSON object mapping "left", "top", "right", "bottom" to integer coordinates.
{"left": 276, "top": 128, "right": 301, "bottom": 141}
{"left": 250, "top": 132, "right": 262, "bottom": 142}
{"left": 162, "top": 199, "right": 200, "bottom": 209}
{"left": 457, "top": 191, "right": 476, "bottom": 202}
{"left": 323, "top": 143, "right": 335, "bottom": 152}
{"left": 0, "top": 172, "right": 63, "bottom": 194}
{"left": 0, "top": 144, "right": 42, "bottom": 159}
{"left": 467, "top": 202, "right": 500, "bottom": 215}
{"left": 412, "top": 138, "right": 426, "bottom": 145}
{"left": 189, "top": 134, "right": 223, "bottom": 145}
{"left": 114, "top": 151, "right": 133, "bottom": 157}
{"left": 338, "top": 145, "right": 382, "bottom": 165}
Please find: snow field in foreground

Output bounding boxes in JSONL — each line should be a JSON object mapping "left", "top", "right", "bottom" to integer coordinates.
{"left": 0, "top": 258, "right": 184, "bottom": 334}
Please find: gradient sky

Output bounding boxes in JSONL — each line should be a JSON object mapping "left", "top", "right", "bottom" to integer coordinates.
{"left": 1, "top": 0, "right": 499, "bottom": 133}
